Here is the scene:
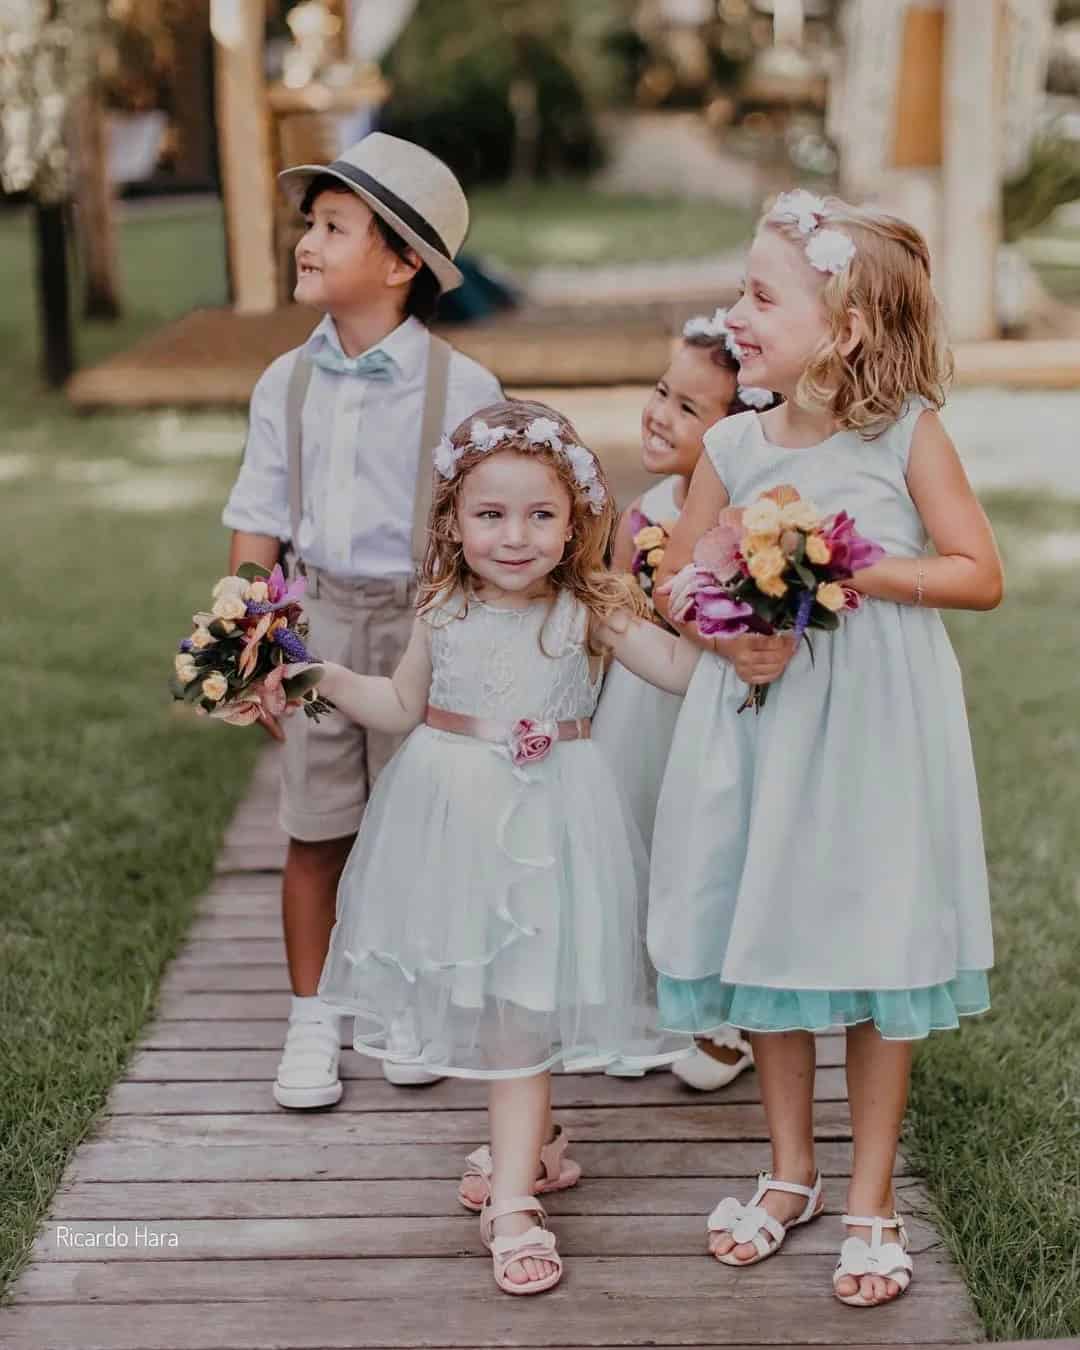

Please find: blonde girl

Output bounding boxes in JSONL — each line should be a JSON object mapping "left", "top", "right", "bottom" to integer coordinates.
{"left": 650, "top": 192, "right": 1003, "bottom": 1308}
{"left": 287, "top": 399, "right": 696, "bottom": 1295}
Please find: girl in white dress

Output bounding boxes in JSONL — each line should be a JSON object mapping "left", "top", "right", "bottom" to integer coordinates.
{"left": 595, "top": 311, "right": 772, "bottom": 1089}
{"left": 651, "top": 194, "right": 1003, "bottom": 1308}
{"left": 288, "top": 400, "right": 697, "bottom": 1295}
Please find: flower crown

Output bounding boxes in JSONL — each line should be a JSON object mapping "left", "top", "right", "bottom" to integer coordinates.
{"left": 433, "top": 416, "right": 607, "bottom": 514}
{"left": 681, "top": 309, "right": 776, "bottom": 410}
{"left": 767, "top": 190, "right": 855, "bottom": 275}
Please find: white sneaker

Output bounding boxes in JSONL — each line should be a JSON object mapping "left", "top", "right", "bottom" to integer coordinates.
{"left": 381, "top": 1059, "right": 445, "bottom": 1087}
{"left": 273, "top": 1012, "right": 343, "bottom": 1109}
{"left": 672, "top": 1028, "right": 753, "bottom": 1092}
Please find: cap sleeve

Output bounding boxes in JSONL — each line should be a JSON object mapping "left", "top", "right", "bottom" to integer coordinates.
{"left": 890, "top": 395, "right": 935, "bottom": 471}
{"left": 702, "top": 409, "right": 757, "bottom": 495}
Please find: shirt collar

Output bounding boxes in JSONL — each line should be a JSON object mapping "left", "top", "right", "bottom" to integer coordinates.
{"left": 303, "top": 314, "right": 426, "bottom": 381}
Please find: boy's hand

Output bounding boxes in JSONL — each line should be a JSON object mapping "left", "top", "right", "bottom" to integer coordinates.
{"left": 718, "top": 634, "right": 796, "bottom": 685}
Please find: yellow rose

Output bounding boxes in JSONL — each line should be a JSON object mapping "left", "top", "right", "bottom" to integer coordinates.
{"left": 190, "top": 627, "right": 215, "bottom": 650}
{"left": 780, "top": 529, "right": 801, "bottom": 558}
{"left": 212, "top": 595, "right": 247, "bottom": 622}
{"left": 634, "top": 525, "right": 665, "bottom": 551}
{"left": 748, "top": 545, "right": 787, "bottom": 585}
{"left": 804, "top": 532, "right": 831, "bottom": 565}
{"left": 245, "top": 580, "right": 270, "bottom": 603}
{"left": 201, "top": 671, "right": 229, "bottom": 702}
{"left": 758, "top": 572, "right": 788, "bottom": 598}
{"left": 742, "top": 531, "right": 780, "bottom": 558}
{"left": 817, "top": 582, "right": 846, "bottom": 612}
{"left": 742, "top": 498, "right": 782, "bottom": 537}
{"left": 646, "top": 547, "right": 665, "bottom": 568}
{"left": 779, "top": 499, "right": 823, "bottom": 531}
{"left": 174, "top": 653, "right": 197, "bottom": 684}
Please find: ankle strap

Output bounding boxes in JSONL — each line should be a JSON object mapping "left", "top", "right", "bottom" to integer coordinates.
{"left": 841, "top": 1213, "right": 901, "bottom": 1228}
{"left": 480, "top": 1194, "right": 547, "bottom": 1244}
{"left": 757, "top": 1172, "right": 819, "bottom": 1200}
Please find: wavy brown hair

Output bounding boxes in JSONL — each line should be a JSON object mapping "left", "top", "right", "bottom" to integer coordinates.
{"left": 762, "top": 196, "right": 953, "bottom": 438}
{"left": 417, "top": 399, "right": 647, "bottom": 655}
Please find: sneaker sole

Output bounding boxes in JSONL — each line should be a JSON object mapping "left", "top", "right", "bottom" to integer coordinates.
{"left": 381, "top": 1062, "right": 445, "bottom": 1087}
{"left": 273, "top": 1080, "right": 343, "bottom": 1109}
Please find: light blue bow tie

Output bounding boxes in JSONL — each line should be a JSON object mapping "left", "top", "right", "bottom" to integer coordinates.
{"left": 310, "top": 345, "right": 397, "bottom": 380}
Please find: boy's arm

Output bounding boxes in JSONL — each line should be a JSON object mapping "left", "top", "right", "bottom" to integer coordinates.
{"left": 594, "top": 613, "right": 700, "bottom": 695}
{"left": 301, "top": 618, "right": 433, "bottom": 735}
{"left": 223, "top": 358, "right": 294, "bottom": 566}
{"left": 229, "top": 532, "right": 281, "bottom": 574}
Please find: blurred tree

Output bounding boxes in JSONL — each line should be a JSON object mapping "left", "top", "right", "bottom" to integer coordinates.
{"left": 379, "top": 0, "right": 637, "bottom": 185}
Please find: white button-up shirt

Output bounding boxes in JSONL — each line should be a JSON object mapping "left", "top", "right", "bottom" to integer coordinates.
{"left": 223, "top": 315, "right": 502, "bottom": 578}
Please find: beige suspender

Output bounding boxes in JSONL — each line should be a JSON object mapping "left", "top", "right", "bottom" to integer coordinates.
{"left": 411, "top": 334, "right": 450, "bottom": 567}
{"left": 283, "top": 333, "right": 452, "bottom": 576}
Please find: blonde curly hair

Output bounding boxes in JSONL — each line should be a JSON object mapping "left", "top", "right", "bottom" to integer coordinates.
{"left": 761, "top": 196, "right": 953, "bottom": 438}
{"left": 417, "top": 399, "right": 647, "bottom": 655}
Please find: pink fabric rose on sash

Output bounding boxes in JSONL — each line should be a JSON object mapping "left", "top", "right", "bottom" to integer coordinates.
{"left": 509, "top": 718, "right": 556, "bottom": 767}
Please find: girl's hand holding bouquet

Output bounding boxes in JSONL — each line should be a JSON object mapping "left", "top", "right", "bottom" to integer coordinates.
{"left": 170, "top": 563, "right": 334, "bottom": 732}
{"left": 660, "top": 484, "right": 884, "bottom": 712}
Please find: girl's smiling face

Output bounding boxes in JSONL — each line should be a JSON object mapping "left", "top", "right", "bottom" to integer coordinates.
{"left": 454, "top": 452, "right": 574, "bottom": 603}
{"left": 640, "top": 342, "right": 737, "bottom": 478}
{"left": 294, "top": 188, "right": 413, "bottom": 311}
{"left": 724, "top": 228, "right": 832, "bottom": 400}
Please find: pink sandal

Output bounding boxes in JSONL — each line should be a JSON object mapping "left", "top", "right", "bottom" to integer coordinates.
{"left": 457, "top": 1124, "right": 581, "bottom": 1212}
{"left": 481, "top": 1195, "right": 563, "bottom": 1295}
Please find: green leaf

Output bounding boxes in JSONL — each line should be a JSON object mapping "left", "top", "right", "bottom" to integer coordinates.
{"left": 236, "top": 561, "right": 271, "bottom": 581}
{"left": 283, "top": 666, "right": 325, "bottom": 699}
{"left": 810, "top": 605, "right": 840, "bottom": 631}
{"left": 183, "top": 676, "right": 208, "bottom": 703}
{"left": 208, "top": 619, "right": 235, "bottom": 640}
{"left": 792, "top": 562, "right": 816, "bottom": 590}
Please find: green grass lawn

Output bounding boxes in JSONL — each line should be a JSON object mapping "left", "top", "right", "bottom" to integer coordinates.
{"left": 1, "top": 197, "right": 1078, "bottom": 1337}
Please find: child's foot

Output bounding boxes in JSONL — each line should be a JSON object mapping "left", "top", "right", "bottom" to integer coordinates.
{"left": 481, "top": 1197, "right": 563, "bottom": 1295}
{"left": 708, "top": 1170, "right": 822, "bottom": 1264}
{"left": 492, "top": 1210, "right": 560, "bottom": 1287}
{"left": 458, "top": 1124, "right": 580, "bottom": 1211}
{"left": 833, "top": 1210, "right": 912, "bottom": 1306}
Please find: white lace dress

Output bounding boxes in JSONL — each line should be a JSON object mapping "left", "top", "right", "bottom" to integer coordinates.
{"left": 318, "top": 588, "right": 687, "bottom": 1078}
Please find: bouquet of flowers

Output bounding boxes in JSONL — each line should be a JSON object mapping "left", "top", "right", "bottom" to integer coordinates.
{"left": 170, "top": 563, "right": 333, "bottom": 726}
{"left": 628, "top": 509, "right": 676, "bottom": 627}
{"left": 666, "top": 485, "right": 884, "bottom": 713}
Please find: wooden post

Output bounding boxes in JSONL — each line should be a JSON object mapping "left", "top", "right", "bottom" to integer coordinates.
{"left": 72, "top": 86, "right": 123, "bottom": 320}
{"left": 942, "top": 0, "right": 1002, "bottom": 341}
{"left": 212, "top": 0, "right": 277, "bottom": 313}
{"left": 34, "top": 202, "right": 75, "bottom": 387}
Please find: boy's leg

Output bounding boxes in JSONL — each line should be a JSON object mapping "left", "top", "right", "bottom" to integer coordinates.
{"left": 282, "top": 833, "right": 356, "bottom": 995}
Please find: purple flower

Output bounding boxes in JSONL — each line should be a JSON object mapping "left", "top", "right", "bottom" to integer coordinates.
{"left": 792, "top": 589, "right": 815, "bottom": 641}
{"left": 178, "top": 637, "right": 193, "bottom": 653}
{"left": 696, "top": 590, "right": 755, "bottom": 638}
{"left": 271, "top": 628, "right": 311, "bottom": 663}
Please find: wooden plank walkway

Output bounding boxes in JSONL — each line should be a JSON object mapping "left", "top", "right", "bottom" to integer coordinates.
{"left": 2, "top": 748, "right": 983, "bottom": 1350}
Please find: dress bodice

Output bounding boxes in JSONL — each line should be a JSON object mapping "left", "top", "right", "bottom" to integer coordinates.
{"left": 703, "top": 401, "right": 930, "bottom": 560}
{"left": 425, "top": 588, "right": 602, "bottom": 722}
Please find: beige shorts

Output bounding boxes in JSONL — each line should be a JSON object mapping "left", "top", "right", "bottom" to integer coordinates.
{"left": 280, "top": 569, "right": 416, "bottom": 842}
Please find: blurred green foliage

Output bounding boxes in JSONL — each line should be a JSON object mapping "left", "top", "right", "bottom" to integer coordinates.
{"left": 1003, "top": 133, "right": 1080, "bottom": 242}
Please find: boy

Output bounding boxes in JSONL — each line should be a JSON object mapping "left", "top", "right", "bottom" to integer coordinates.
{"left": 223, "top": 134, "right": 502, "bottom": 1108}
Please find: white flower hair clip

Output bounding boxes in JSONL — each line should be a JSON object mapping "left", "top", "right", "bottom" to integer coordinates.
{"left": 769, "top": 189, "right": 855, "bottom": 277}
{"left": 737, "top": 385, "right": 775, "bottom": 410}
{"left": 432, "top": 416, "right": 607, "bottom": 513}
{"left": 683, "top": 306, "right": 742, "bottom": 359}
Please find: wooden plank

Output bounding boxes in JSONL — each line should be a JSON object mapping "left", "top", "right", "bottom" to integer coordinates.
{"left": 0, "top": 1291, "right": 980, "bottom": 1349}
{"left": 50, "top": 1176, "right": 929, "bottom": 1221}
{"left": 160, "top": 964, "right": 290, "bottom": 993}
{"left": 69, "top": 1140, "right": 904, "bottom": 1184}
{"left": 30, "top": 1213, "right": 943, "bottom": 1263}
{"left": 94, "top": 1103, "right": 853, "bottom": 1146}
{"left": 11, "top": 1251, "right": 961, "bottom": 1303}
{"left": 165, "top": 942, "right": 286, "bottom": 970}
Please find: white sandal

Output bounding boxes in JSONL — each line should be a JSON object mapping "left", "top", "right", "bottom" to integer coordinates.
{"left": 833, "top": 1213, "right": 913, "bottom": 1306}
{"left": 672, "top": 1028, "right": 753, "bottom": 1091}
{"left": 707, "top": 1171, "right": 823, "bottom": 1266}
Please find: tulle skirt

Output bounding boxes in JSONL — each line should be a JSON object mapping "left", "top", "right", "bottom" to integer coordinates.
{"left": 318, "top": 725, "right": 688, "bottom": 1079}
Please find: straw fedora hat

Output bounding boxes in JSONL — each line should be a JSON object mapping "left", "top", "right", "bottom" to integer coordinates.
{"left": 279, "top": 133, "right": 467, "bottom": 293}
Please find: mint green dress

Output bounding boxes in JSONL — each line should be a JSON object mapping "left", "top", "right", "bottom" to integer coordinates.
{"left": 648, "top": 403, "right": 993, "bottom": 1040}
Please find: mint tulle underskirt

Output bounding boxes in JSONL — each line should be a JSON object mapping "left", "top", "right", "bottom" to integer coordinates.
{"left": 658, "top": 970, "right": 990, "bottom": 1042}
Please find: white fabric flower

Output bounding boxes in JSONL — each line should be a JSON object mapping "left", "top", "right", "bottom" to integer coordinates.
{"left": 525, "top": 417, "right": 563, "bottom": 449}
{"left": 773, "top": 188, "right": 827, "bottom": 235}
{"left": 683, "top": 307, "right": 729, "bottom": 341}
{"left": 433, "top": 434, "right": 459, "bottom": 479}
{"left": 805, "top": 228, "right": 855, "bottom": 275}
{"left": 737, "top": 385, "right": 774, "bottom": 410}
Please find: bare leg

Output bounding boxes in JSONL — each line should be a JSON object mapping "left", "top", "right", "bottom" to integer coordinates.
{"left": 488, "top": 1072, "right": 559, "bottom": 1285}
{"left": 282, "top": 834, "right": 355, "bottom": 995}
{"left": 838, "top": 1020, "right": 913, "bottom": 1304}
{"left": 711, "top": 1030, "right": 818, "bottom": 1262}
{"left": 459, "top": 1094, "right": 555, "bottom": 1210}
